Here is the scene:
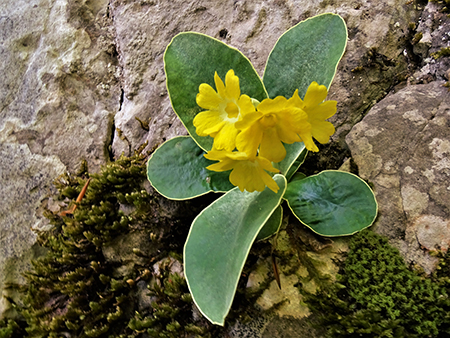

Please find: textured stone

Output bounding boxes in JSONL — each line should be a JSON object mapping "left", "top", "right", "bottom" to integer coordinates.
{"left": 346, "top": 81, "right": 450, "bottom": 273}
{"left": 0, "top": 142, "right": 65, "bottom": 315}
{"left": 108, "top": 0, "right": 422, "bottom": 158}
{"left": 0, "top": 0, "right": 120, "bottom": 315}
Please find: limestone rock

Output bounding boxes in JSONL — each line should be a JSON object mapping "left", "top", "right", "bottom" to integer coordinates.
{"left": 0, "top": 0, "right": 119, "bottom": 315}
{"left": 346, "top": 81, "right": 450, "bottom": 273}
{"left": 109, "top": 0, "right": 422, "bottom": 159}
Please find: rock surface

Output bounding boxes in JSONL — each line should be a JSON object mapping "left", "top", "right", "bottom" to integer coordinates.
{"left": 346, "top": 80, "right": 450, "bottom": 273}
{"left": 0, "top": 0, "right": 120, "bottom": 314}
{"left": 0, "top": 0, "right": 449, "bottom": 334}
{"left": 109, "top": 0, "right": 423, "bottom": 158}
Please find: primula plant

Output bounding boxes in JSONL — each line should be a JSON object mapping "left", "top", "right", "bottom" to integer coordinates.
{"left": 147, "top": 13, "right": 378, "bottom": 325}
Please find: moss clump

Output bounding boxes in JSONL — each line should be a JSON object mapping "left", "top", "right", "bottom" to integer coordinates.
{"left": 127, "top": 261, "right": 214, "bottom": 338}
{"left": 431, "top": 47, "right": 450, "bottom": 59}
{"left": 0, "top": 150, "right": 215, "bottom": 337}
{"left": 305, "top": 230, "right": 450, "bottom": 337}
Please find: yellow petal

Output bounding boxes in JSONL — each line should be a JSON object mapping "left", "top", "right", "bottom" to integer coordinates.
{"left": 274, "top": 111, "right": 305, "bottom": 144}
{"left": 259, "top": 128, "right": 286, "bottom": 163}
{"left": 311, "top": 120, "right": 335, "bottom": 144}
{"left": 236, "top": 124, "right": 263, "bottom": 157}
{"left": 298, "top": 130, "right": 319, "bottom": 152}
{"left": 257, "top": 96, "right": 288, "bottom": 113}
{"left": 303, "top": 81, "right": 328, "bottom": 108}
{"left": 212, "top": 122, "right": 239, "bottom": 151}
{"left": 259, "top": 169, "right": 280, "bottom": 193}
{"left": 206, "top": 160, "right": 235, "bottom": 172}
{"left": 256, "top": 156, "right": 280, "bottom": 173}
{"left": 288, "top": 89, "right": 305, "bottom": 109}
{"left": 308, "top": 100, "right": 337, "bottom": 120}
{"left": 225, "top": 151, "right": 251, "bottom": 161}
{"left": 204, "top": 150, "right": 225, "bottom": 160}
{"left": 230, "top": 161, "right": 266, "bottom": 192}
{"left": 196, "top": 83, "right": 222, "bottom": 110}
{"left": 214, "top": 71, "right": 226, "bottom": 97}
{"left": 193, "top": 110, "right": 225, "bottom": 136}
{"left": 235, "top": 111, "right": 262, "bottom": 130}
{"left": 225, "top": 69, "right": 240, "bottom": 100}
{"left": 237, "top": 95, "right": 257, "bottom": 117}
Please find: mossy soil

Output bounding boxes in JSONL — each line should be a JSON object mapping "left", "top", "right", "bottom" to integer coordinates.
{"left": 2, "top": 148, "right": 450, "bottom": 338}
{"left": 0, "top": 149, "right": 224, "bottom": 338}
{"left": 305, "top": 230, "right": 450, "bottom": 338}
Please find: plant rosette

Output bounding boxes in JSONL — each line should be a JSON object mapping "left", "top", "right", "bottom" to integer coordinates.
{"left": 147, "top": 13, "right": 378, "bottom": 326}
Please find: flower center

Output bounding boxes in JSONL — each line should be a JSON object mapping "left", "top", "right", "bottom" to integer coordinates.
{"left": 225, "top": 102, "right": 239, "bottom": 119}
{"left": 259, "top": 114, "right": 277, "bottom": 130}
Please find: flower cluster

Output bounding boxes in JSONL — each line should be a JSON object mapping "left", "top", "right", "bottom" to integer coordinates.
{"left": 193, "top": 70, "right": 337, "bottom": 193}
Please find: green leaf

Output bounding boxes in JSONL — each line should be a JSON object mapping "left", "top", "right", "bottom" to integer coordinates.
{"left": 164, "top": 32, "right": 268, "bottom": 151}
{"left": 285, "top": 145, "right": 308, "bottom": 181}
{"left": 263, "top": 13, "right": 347, "bottom": 176}
{"left": 256, "top": 205, "right": 283, "bottom": 241}
{"left": 274, "top": 142, "right": 307, "bottom": 178}
{"left": 184, "top": 175, "right": 287, "bottom": 325}
{"left": 284, "top": 171, "right": 377, "bottom": 236}
{"left": 263, "top": 13, "right": 347, "bottom": 98}
{"left": 147, "top": 136, "right": 233, "bottom": 200}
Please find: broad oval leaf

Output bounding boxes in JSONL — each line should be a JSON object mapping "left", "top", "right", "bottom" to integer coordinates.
{"left": 284, "top": 170, "right": 377, "bottom": 236}
{"left": 263, "top": 13, "right": 347, "bottom": 177}
{"left": 184, "top": 175, "right": 287, "bottom": 325}
{"left": 256, "top": 205, "right": 283, "bottom": 241}
{"left": 164, "top": 32, "right": 268, "bottom": 151}
{"left": 147, "top": 136, "right": 233, "bottom": 200}
{"left": 263, "top": 13, "right": 347, "bottom": 99}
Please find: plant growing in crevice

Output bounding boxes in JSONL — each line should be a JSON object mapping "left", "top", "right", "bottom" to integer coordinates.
{"left": 146, "top": 13, "right": 378, "bottom": 325}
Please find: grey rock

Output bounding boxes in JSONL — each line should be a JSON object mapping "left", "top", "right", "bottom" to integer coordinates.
{"left": 0, "top": 142, "right": 65, "bottom": 314}
{"left": 109, "top": 0, "right": 422, "bottom": 157}
{"left": 0, "top": 0, "right": 119, "bottom": 315}
{"left": 346, "top": 80, "right": 450, "bottom": 273}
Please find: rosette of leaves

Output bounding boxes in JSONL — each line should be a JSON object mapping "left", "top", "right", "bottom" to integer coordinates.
{"left": 147, "top": 13, "right": 378, "bottom": 325}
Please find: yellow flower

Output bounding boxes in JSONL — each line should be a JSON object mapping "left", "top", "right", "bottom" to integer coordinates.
{"left": 235, "top": 96, "right": 309, "bottom": 162}
{"left": 193, "top": 70, "right": 255, "bottom": 151}
{"left": 290, "top": 82, "right": 337, "bottom": 152}
{"left": 204, "top": 150, "right": 280, "bottom": 193}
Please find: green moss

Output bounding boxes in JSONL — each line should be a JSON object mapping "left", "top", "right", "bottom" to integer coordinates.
{"left": 431, "top": 47, "right": 450, "bottom": 59}
{"left": 0, "top": 149, "right": 216, "bottom": 337}
{"left": 305, "top": 230, "right": 450, "bottom": 337}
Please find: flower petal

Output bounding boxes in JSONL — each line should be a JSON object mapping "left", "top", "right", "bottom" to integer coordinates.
{"left": 298, "top": 130, "right": 319, "bottom": 152}
{"left": 196, "top": 83, "right": 222, "bottom": 110}
{"left": 193, "top": 110, "right": 225, "bottom": 136}
{"left": 303, "top": 81, "right": 328, "bottom": 108}
{"left": 214, "top": 71, "right": 226, "bottom": 98}
{"left": 259, "top": 128, "right": 286, "bottom": 163}
{"left": 256, "top": 156, "right": 280, "bottom": 173}
{"left": 206, "top": 161, "right": 234, "bottom": 172}
{"left": 259, "top": 169, "right": 279, "bottom": 193}
{"left": 212, "top": 122, "right": 239, "bottom": 151}
{"left": 308, "top": 100, "right": 337, "bottom": 120}
{"left": 236, "top": 123, "right": 263, "bottom": 157}
{"left": 230, "top": 161, "right": 266, "bottom": 192}
{"left": 257, "top": 96, "right": 288, "bottom": 113}
{"left": 237, "top": 94, "right": 257, "bottom": 117}
{"left": 311, "top": 120, "right": 335, "bottom": 144}
{"left": 225, "top": 69, "right": 240, "bottom": 100}
{"left": 235, "top": 111, "right": 262, "bottom": 130}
